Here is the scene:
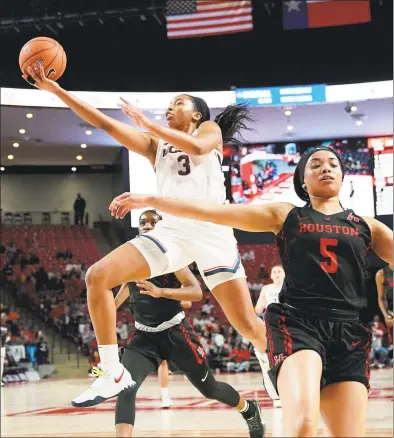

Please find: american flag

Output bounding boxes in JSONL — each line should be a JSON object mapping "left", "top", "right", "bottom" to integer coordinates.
{"left": 166, "top": 0, "right": 253, "bottom": 39}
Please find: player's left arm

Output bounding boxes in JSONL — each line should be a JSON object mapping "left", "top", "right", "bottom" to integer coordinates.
{"left": 144, "top": 120, "right": 221, "bottom": 156}
{"left": 137, "top": 267, "right": 202, "bottom": 302}
{"left": 364, "top": 217, "right": 393, "bottom": 266}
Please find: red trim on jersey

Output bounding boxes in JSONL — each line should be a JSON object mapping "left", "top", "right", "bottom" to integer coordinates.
{"left": 180, "top": 322, "right": 204, "bottom": 365}
{"left": 365, "top": 338, "right": 371, "bottom": 389}
{"left": 264, "top": 315, "right": 275, "bottom": 367}
{"left": 278, "top": 316, "right": 293, "bottom": 356}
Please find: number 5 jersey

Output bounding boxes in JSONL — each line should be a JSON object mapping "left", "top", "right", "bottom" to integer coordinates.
{"left": 276, "top": 206, "right": 371, "bottom": 311}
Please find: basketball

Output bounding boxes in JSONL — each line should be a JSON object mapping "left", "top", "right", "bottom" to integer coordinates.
{"left": 19, "top": 37, "right": 67, "bottom": 82}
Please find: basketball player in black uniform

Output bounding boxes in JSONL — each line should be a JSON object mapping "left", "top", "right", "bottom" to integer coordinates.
{"left": 111, "top": 147, "right": 393, "bottom": 437}
{"left": 106, "top": 210, "right": 265, "bottom": 438}
{"left": 376, "top": 265, "right": 393, "bottom": 343}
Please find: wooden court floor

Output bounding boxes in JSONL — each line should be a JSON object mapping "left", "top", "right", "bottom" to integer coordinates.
{"left": 1, "top": 369, "right": 392, "bottom": 437}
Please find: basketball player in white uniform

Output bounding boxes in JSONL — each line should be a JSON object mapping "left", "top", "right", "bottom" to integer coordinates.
{"left": 25, "top": 66, "right": 272, "bottom": 408}
{"left": 255, "top": 265, "right": 285, "bottom": 316}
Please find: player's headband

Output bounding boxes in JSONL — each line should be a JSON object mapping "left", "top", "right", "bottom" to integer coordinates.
{"left": 294, "top": 147, "right": 345, "bottom": 202}
{"left": 186, "top": 95, "right": 211, "bottom": 124}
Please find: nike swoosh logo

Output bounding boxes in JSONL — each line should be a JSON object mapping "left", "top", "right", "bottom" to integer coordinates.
{"left": 352, "top": 341, "right": 362, "bottom": 348}
{"left": 201, "top": 371, "right": 209, "bottom": 382}
{"left": 114, "top": 368, "right": 125, "bottom": 384}
{"left": 298, "top": 216, "right": 308, "bottom": 221}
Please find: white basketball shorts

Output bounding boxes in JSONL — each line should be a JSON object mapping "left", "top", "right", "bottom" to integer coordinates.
{"left": 129, "top": 216, "right": 246, "bottom": 291}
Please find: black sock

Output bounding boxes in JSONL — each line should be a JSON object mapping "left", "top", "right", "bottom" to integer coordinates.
{"left": 240, "top": 400, "right": 256, "bottom": 419}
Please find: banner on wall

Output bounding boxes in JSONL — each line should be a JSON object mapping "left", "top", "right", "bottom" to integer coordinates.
{"left": 235, "top": 84, "right": 327, "bottom": 107}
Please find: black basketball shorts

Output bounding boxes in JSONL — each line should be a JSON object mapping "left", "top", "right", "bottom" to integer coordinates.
{"left": 264, "top": 302, "right": 372, "bottom": 395}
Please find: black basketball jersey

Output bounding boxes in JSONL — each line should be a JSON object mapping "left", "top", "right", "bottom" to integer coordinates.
{"left": 383, "top": 265, "right": 393, "bottom": 309}
{"left": 128, "top": 273, "right": 183, "bottom": 328}
{"left": 276, "top": 206, "right": 371, "bottom": 311}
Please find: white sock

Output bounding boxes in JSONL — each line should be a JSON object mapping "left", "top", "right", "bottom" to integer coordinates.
{"left": 161, "top": 387, "right": 170, "bottom": 399}
{"left": 0, "top": 347, "right": 5, "bottom": 381}
{"left": 98, "top": 344, "right": 121, "bottom": 372}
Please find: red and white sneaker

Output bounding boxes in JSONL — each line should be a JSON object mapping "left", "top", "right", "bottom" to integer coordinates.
{"left": 72, "top": 364, "right": 135, "bottom": 407}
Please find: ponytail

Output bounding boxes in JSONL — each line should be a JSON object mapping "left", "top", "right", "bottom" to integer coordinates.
{"left": 214, "top": 102, "right": 254, "bottom": 145}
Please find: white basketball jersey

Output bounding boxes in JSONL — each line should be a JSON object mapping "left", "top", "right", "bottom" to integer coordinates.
{"left": 263, "top": 283, "right": 282, "bottom": 307}
{"left": 154, "top": 138, "right": 226, "bottom": 214}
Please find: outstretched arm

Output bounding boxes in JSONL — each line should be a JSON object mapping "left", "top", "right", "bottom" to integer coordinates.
{"left": 137, "top": 267, "right": 202, "bottom": 302}
{"left": 120, "top": 99, "right": 222, "bottom": 156}
{"left": 365, "top": 218, "right": 393, "bottom": 266}
{"left": 23, "top": 66, "right": 158, "bottom": 164}
{"left": 110, "top": 193, "right": 294, "bottom": 233}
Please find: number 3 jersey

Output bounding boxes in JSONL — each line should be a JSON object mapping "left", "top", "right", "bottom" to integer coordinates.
{"left": 154, "top": 139, "right": 226, "bottom": 215}
{"left": 276, "top": 206, "right": 371, "bottom": 311}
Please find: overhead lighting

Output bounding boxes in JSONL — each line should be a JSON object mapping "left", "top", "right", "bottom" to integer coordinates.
{"left": 85, "top": 130, "right": 92, "bottom": 135}
{"left": 285, "top": 110, "right": 292, "bottom": 116}
{"left": 19, "top": 128, "right": 26, "bottom": 134}
{"left": 0, "top": 167, "right": 5, "bottom": 171}
{"left": 26, "top": 113, "right": 33, "bottom": 119}
{"left": 76, "top": 155, "right": 83, "bottom": 160}
{"left": 155, "top": 115, "right": 162, "bottom": 120}
{"left": 81, "top": 143, "right": 87, "bottom": 148}
{"left": 7, "top": 154, "right": 14, "bottom": 160}
{"left": 351, "top": 105, "right": 358, "bottom": 112}
{"left": 287, "top": 125, "right": 294, "bottom": 131}
{"left": 71, "top": 167, "right": 77, "bottom": 172}
{"left": 13, "top": 142, "right": 19, "bottom": 148}
{"left": 356, "top": 120, "right": 363, "bottom": 126}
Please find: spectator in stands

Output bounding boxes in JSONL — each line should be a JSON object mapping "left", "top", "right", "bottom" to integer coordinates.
{"left": 2, "top": 263, "right": 13, "bottom": 277}
{"left": 0, "top": 242, "right": 5, "bottom": 254}
{"left": 34, "top": 266, "right": 48, "bottom": 294}
{"left": 28, "top": 249, "right": 40, "bottom": 265}
{"left": 74, "top": 193, "right": 86, "bottom": 226}
{"left": 19, "top": 252, "right": 29, "bottom": 270}
{"left": 202, "top": 297, "right": 215, "bottom": 315}
{"left": 226, "top": 342, "right": 252, "bottom": 373}
{"left": 49, "top": 273, "right": 65, "bottom": 294}
{"left": 58, "top": 306, "right": 71, "bottom": 336}
{"left": 64, "top": 248, "right": 73, "bottom": 261}
{"left": 370, "top": 315, "right": 390, "bottom": 368}
{"left": 258, "top": 263, "right": 268, "bottom": 279}
{"left": 80, "top": 264, "right": 87, "bottom": 282}
{"left": 116, "top": 320, "right": 129, "bottom": 344}
{"left": 56, "top": 250, "right": 65, "bottom": 260}
{"left": 7, "top": 306, "right": 20, "bottom": 322}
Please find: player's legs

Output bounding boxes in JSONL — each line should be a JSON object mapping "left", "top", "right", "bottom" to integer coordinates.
{"left": 85, "top": 243, "right": 151, "bottom": 347}
{"left": 158, "top": 361, "right": 172, "bottom": 408}
{"left": 320, "top": 382, "right": 368, "bottom": 437}
{"left": 116, "top": 348, "right": 159, "bottom": 437}
{"left": 277, "top": 350, "right": 323, "bottom": 437}
{"left": 169, "top": 321, "right": 266, "bottom": 437}
{"left": 73, "top": 229, "right": 189, "bottom": 407}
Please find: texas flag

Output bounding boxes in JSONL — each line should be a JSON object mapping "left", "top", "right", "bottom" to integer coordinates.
{"left": 283, "top": 0, "right": 371, "bottom": 30}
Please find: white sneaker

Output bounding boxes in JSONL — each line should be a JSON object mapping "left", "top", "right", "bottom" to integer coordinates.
{"left": 72, "top": 364, "right": 135, "bottom": 407}
{"left": 254, "top": 349, "right": 280, "bottom": 400}
{"left": 161, "top": 395, "right": 172, "bottom": 409}
{"left": 273, "top": 399, "right": 282, "bottom": 408}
